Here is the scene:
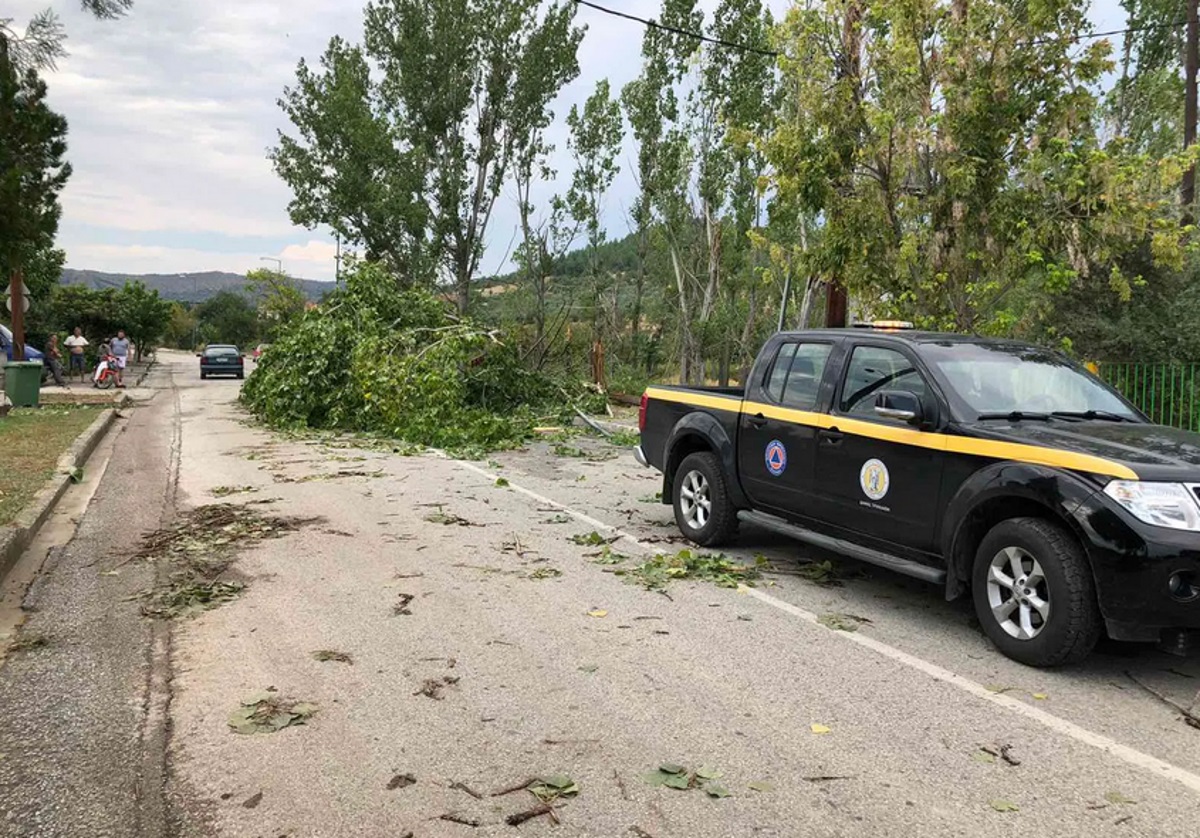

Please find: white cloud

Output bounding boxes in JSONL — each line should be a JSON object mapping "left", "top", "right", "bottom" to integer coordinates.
{"left": 67, "top": 240, "right": 338, "bottom": 281}
{"left": 279, "top": 240, "right": 337, "bottom": 268}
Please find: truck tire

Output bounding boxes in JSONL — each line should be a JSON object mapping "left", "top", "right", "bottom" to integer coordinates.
{"left": 971, "top": 517, "right": 1101, "bottom": 667}
{"left": 672, "top": 451, "right": 737, "bottom": 547}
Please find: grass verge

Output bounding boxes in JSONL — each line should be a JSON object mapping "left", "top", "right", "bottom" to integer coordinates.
{"left": 0, "top": 406, "right": 104, "bottom": 526}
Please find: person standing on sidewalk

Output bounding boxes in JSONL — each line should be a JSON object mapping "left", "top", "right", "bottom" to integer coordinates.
{"left": 45, "top": 335, "right": 69, "bottom": 388}
{"left": 110, "top": 330, "right": 130, "bottom": 388}
{"left": 64, "top": 327, "right": 88, "bottom": 382}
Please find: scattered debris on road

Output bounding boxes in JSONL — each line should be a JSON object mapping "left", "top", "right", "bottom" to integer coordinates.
{"left": 242, "top": 791, "right": 263, "bottom": 809}
{"left": 133, "top": 503, "right": 320, "bottom": 619}
{"left": 393, "top": 593, "right": 415, "bottom": 616}
{"left": 980, "top": 744, "right": 1021, "bottom": 766}
{"left": 228, "top": 691, "right": 318, "bottom": 735}
{"left": 414, "top": 675, "right": 459, "bottom": 700}
{"left": 817, "top": 613, "right": 873, "bottom": 632}
{"left": 7, "top": 631, "right": 49, "bottom": 654}
{"left": 423, "top": 507, "right": 480, "bottom": 527}
{"left": 210, "top": 485, "right": 259, "bottom": 497}
{"left": 1126, "top": 671, "right": 1200, "bottom": 730}
{"left": 641, "top": 763, "right": 730, "bottom": 798}
{"left": 622, "top": 549, "right": 763, "bottom": 591}
{"left": 450, "top": 780, "right": 484, "bottom": 800}
{"left": 311, "top": 649, "right": 353, "bottom": 664}
{"left": 387, "top": 773, "right": 417, "bottom": 790}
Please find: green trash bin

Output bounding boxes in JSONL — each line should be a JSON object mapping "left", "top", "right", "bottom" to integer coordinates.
{"left": 3, "top": 361, "right": 43, "bottom": 408}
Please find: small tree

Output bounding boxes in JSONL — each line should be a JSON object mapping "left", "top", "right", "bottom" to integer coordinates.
{"left": 0, "top": 40, "right": 71, "bottom": 292}
{"left": 245, "top": 268, "right": 306, "bottom": 341}
{"left": 116, "top": 280, "right": 171, "bottom": 361}
{"left": 566, "top": 79, "right": 624, "bottom": 360}
{"left": 196, "top": 291, "right": 259, "bottom": 348}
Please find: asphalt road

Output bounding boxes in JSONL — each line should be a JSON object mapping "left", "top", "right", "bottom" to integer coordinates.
{"left": 3, "top": 349, "right": 1200, "bottom": 837}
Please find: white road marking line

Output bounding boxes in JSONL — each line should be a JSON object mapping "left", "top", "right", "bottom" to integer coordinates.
{"left": 741, "top": 587, "right": 1200, "bottom": 796}
{"left": 450, "top": 458, "right": 664, "bottom": 554}
{"left": 448, "top": 455, "right": 1200, "bottom": 797}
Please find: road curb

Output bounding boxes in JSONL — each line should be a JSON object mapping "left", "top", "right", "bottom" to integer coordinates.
{"left": 0, "top": 408, "right": 120, "bottom": 581}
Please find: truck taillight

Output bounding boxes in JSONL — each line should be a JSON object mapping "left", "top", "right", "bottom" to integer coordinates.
{"left": 638, "top": 392, "right": 648, "bottom": 432}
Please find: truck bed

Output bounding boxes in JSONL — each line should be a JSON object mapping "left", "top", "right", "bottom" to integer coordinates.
{"left": 639, "top": 384, "right": 746, "bottom": 473}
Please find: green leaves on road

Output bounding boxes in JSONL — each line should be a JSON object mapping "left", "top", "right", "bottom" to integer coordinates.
{"left": 228, "top": 692, "right": 318, "bottom": 735}
{"left": 642, "top": 763, "right": 732, "bottom": 798}
{"left": 133, "top": 504, "right": 319, "bottom": 619}
{"left": 622, "top": 549, "right": 764, "bottom": 591}
{"left": 529, "top": 775, "right": 579, "bottom": 803}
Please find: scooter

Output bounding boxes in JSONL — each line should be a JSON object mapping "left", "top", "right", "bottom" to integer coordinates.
{"left": 93, "top": 352, "right": 120, "bottom": 390}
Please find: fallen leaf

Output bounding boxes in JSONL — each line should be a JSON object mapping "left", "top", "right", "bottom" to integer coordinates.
{"left": 704, "top": 783, "right": 732, "bottom": 798}
{"left": 695, "top": 766, "right": 722, "bottom": 780}
{"left": 985, "top": 684, "right": 1017, "bottom": 695}
{"left": 241, "top": 690, "right": 274, "bottom": 706}
{"left": 748, "top": 781, "right": 775, "bottom": 793}
{"left": 540, "top": 774, "right": 576, "bottom": 790}
{"left": 587, "top": 609, "right": 608, "bottom": 618}
{"left": 1105, "top": 791, "right": 1137, "bottom": 805}
{"left": 810, "top": 724, "right": 831, "bottom": 735}
{"left": 973, "top": 750, "right": 996, "bottom": 764}
{"left": 242, "top": 792, "right": 263, "bottom": 809}
{"left": 659, "top": 763, "right": 686, "bottom": 775}
{"left": 989, "top": 799, "right": 1020, "bottom": 812}
{"left": 1032, "top": 693, "right": 1048, "bottom": 700}
{"left": 663, "top": 774, "right": 691, "bottom": 790}
{"left": 387, "top": 773, "right": 416, "bottom": 790}
{"left": 578, "top": 664, "right": 599, "bottom": 673}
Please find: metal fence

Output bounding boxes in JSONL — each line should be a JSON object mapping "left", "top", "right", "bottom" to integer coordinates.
{"left": 1096, "top": 363, "right": 1200, "bottom": 431}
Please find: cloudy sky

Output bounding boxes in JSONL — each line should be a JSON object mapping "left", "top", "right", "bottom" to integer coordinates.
{"left": 12, "top": 0, "right": 1128, "bottom": 284}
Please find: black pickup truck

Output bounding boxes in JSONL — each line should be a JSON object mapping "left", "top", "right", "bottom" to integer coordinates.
{"left": 636, "top": 325, "right": 1200, "bottom": 667}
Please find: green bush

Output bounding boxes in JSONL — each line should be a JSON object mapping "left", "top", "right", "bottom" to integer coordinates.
{"left": 240, "top": 263, "right": 601, "bottom": 454}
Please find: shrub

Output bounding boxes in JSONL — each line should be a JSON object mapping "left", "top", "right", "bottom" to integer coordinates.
{"left": 240, "top": 263, "right": 599, "bottom": 453}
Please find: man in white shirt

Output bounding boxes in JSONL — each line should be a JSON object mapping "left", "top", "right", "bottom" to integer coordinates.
{"left": 64, "top": 327, "right": 89, "bottom": 382}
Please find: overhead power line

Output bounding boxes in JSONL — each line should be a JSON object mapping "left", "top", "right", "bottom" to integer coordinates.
{"left": 571, "top": 0, "right": 778, "bottom": 57}
{"left": 571, "top": 0, "right": 1187, "bottom": 58}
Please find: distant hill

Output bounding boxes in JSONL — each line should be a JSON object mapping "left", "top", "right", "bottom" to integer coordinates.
{"left": 60, "top": 269, "right": 336, "bottom": 303}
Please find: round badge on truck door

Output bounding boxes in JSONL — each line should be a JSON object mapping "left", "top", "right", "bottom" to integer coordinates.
{"left": 860, "top": 458, "right": 890, "bottom": 500}
{"left": 765, "top": 440, "right": 787, "bottom": 476}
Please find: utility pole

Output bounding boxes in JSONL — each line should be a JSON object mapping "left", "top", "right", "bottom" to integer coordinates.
{"left": 1184, "top": 0, "right": 1199, "bottom": 214}
{"left": 9, "top": 269, "right": 25, "bottom": 362}
{"left": 334, "top": 233, "right": 342, "bottom": 284}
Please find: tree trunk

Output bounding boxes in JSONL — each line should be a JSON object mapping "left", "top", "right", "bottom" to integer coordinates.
{"left": 670, "top": 245, "right": 693, "bottom": 385}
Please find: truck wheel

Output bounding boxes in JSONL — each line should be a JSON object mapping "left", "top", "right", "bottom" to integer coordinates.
{"left": 672, "top": 452, "right": 737, "bottom": 547}
{"left": 972, "top": 517, "right": 1101, "bottom": 667}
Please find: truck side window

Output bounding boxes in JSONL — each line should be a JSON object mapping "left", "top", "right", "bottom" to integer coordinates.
{"left": 840, "top": 346, "right": 928, "bottom": 417}
{"left": 764, "top": 343, "right": 798, "bottom": 402}
{"left": 780, "top": 344, "right": 833, "bottom": 410}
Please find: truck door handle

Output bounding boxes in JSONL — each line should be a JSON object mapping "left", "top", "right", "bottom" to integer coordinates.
{"left": 818, "top": 428, "right": 844, "bottom": 447}
{"left": 747, "top": 413, "right": 768, "bottom": 429}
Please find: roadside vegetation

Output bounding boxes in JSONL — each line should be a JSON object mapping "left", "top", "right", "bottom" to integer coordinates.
{"left": 239, "top": 262, "right": 605, "bottom": 454}
{"left": 0, "top": 406, "right": 102, "bottom": 526}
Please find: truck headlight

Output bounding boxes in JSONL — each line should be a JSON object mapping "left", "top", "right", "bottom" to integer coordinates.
{"left": 1103, "top": 481, "right": 1200, "bottom": 531}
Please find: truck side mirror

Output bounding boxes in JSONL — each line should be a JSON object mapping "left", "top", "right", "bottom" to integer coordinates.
{"left": 874, "top": 390, "right": 924, "bottom": 426}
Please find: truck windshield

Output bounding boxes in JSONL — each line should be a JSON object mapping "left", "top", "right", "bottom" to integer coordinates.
{"left": 922, "top": 342, "right": 1139, "bottom": 421}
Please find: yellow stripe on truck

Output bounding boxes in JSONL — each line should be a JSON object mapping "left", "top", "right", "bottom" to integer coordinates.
{"left": 643, "top": 387, "right": 1139, "bottom": 480}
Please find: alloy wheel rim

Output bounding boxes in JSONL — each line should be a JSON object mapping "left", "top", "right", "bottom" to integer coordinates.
{"left": 986, "top": 546, "right": 1050, "bottom": 640}
{"left": 679, "top": 469, "right": 712, "bottom": 531}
